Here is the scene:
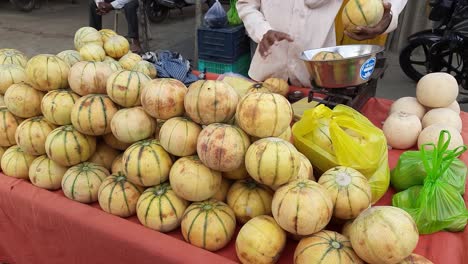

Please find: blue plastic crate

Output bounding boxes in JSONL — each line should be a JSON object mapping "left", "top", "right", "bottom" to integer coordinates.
{"left": 197, "top": 25, "right": 250, "bottom": 64}
{"left": 198, "top": 54, "right": 251, "bottom": 76}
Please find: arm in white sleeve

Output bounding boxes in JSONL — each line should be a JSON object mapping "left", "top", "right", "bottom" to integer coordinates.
{"left": 384, "top": 0, "right": 408, "bottom": 34}
{"left": 236, "top": 0, "right": 273, "bottom": 43}
{"left": 111, "top": 0, "right": 132, "bottom": 10}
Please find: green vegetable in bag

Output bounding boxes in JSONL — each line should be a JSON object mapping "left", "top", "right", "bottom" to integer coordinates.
{"left": 392, "top": 130, "right": 468, "bottom": 234}
{"left": 391, "top": 150, "right": 467, "bottom": 194}
{"left": 227, "top": 0, "right": 242, "bottom": 25}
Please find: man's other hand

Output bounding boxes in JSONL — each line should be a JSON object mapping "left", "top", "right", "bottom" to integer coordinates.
{"left": 259, "top": 30, "right": 293, "bottom": 58}
{"left": 97, "top": 2, "right": 114, "bottom": 15}
{"left": 345, "top": 2, "right": 392, "bottom": 41}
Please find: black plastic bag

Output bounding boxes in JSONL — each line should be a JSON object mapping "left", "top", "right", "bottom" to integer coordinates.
{"left": 204, "top": 0, "right": 228, "bottom": 28}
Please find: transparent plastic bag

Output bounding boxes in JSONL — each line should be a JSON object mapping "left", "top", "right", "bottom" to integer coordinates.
{"left": 204, "top": 0, "right": 228, "bottom": 28}
{"left": 392, "top": 130, "right": 468, "bottom": 234}
{"left": 227, "top": 0, "right": 242, "bottom": 25}
{"left": 292, "top": 104, "right": 390, "bottom": 203}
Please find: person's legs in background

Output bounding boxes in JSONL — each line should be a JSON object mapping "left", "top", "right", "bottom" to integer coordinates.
{"left": 89, "top": 0, "right": 103, "bottom": 30}
{"left": 123, "top": 0, "right": 142, "bottom": 53}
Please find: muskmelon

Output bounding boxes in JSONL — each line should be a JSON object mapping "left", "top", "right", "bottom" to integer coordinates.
{"left": 57, "top": 50, "right": 82, "bottom": 67}
{"left": 74, "top": 27, "right": 103, "bottom": 51}
{"left": 312, "top": 51, "right": 344, "bottom": 61}
{"left": 98, "top": 172, "right": 144, "bottom": 217}
{"left": 15, "top": 116, "right": 57, "bottom": 155}
{"left": 0, "top": 64, "right": 27, "bottom": 94}
{"left": 0, "top": 49, "right": 28, "bottom": 68}
{"left": 118, "top": 52, "right": 142, "bottom": 70}
{"left": 79, "top": 43, "right": 106, "bottom": 62}
{"left": 227, "top": 178, "right": 274, "bottom": 224}
{"left": 181, "top": 199, "right": 236, "bottom": 251}
{"left": 398, "top": 254, "right": 434, "bottom": 264}
{"left": 110, "top": 107, "right": 156, "bottom": 143}
{"left": 247, "top": 82, "right": 273, "bottom": 94}
{"left": 0, "top": 145, "right": 36, "bottom": 179}
{"left": 41, "top": 89, "right": 81, "bottom": 125}
{"left": 99, "top": 29, "right": 118, "bottom": 43}
{"left": 123, "top": 139, "right": 173, "bottom": 186}
{"left": 184, "top": 80, "right": 239, "bottom": 125}
{"left": 111, "top": 153, "right": 124, "bottom": 174}
{"left": 132, "top": 60, "right": 157, "bottom": 78}
{"left": 25, "top": 54, "right": 70, "bottom": 91}
{"left": 104, "top": 58, "right": 123, "bottom": 72}
{"left": 29, "top": 155, "right": 68, "bottom": 190}
{"left": 141, "top": 78, "right": 187, "bottom": 120}
{"left": 212, "top": 177, "right": 232, "bottom": 202}
{"left": 264, "top": 77, "right": 290, "bottom": 96}
{"left": 236, "top": 92, "right": 293, "bottom": 138}
{"left": 68, "top": 61, "right": 113, "bottom": 95}
{"left": 70, "top": 94, "right": 118, "bottom": 136}
{"left": 197, "top": 123, "right": 251, "bottom": 172}
{"left": 159, "top": 117, "right": 202, "bottom": 157}
{"left": 342, "top": 0, "right": 385, "bottom": 31}
{"left": 102, "top": 133, "right": 131, "bottom": 151}
{"left": 104, "top": 35, "right": 130, "bottom": 59}
{"left": 4, "top": 82, "right": 44, "bottom": 118}
{"left": 0, "top": 106, "right": 24, "bottom": 147}
{"left": 293, "top": 151, "right": 315, "bottom": 181}
{"left": 222, "top": 163, "right": 249, "bottom": 180}
{"left": 62, "top": 162, "right": 109, "bottom": 203}
{"left": 88, "top": 142, "right": 121, "bottom": 170}
{"left": 136, "top": 182, "right": 189, "bottom": 232}
{"left": 106, "top": 70, "right": 151, "bottom": 107}
{"left": 169, "top": 155, "right": 222, "bottom": 201}
{"left": 45, "top": 125, "right": 97, "bottom": 166}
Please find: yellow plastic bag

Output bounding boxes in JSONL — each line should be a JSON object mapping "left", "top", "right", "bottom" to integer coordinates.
{"left": 292, "top": 104, "right": 390, "bottom": 203}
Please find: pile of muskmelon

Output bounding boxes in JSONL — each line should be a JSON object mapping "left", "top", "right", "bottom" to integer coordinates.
{"left": 0, "top": 24, "right": 430, "bottom": 264}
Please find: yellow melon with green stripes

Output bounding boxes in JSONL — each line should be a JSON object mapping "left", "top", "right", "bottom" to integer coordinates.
{"left": 29, "top": 155, "right": 68, "bottom": 190}
{"left": 0, "top": 107, "right": 24, "bottom": 147}
{"left": 118, "top": 52, "right": 142, "bottom": 70}
{"left": 74, "top": 27, "right": 104, "bottom": 51}
{"left": 41, "top": 89, "right": 81, "bottom": 126}
{"left": 0, "top": 49, "right": 28, "bottom": 68}
{"left": 110, "top": 107, "right": 157, "bottom": 143}
{"left": 70, "top": 94, "right": 119, "bottom": 136}
{"left": 123, "top": 139, "right": 173, "bottom": 187}
{"left": 80, "top": 43, "right": 106, "bottom": 62}
{"left": 98, "top": 172, "right": 144, "bottom": 217}
{"left": 62, "top": 162, "right": 109, "bottom": 203}
{"left": 106, "top": 70, "right": 151, "bottom": 107}
{"left": 104, "top": 35, "right": 130, "bottom": 59}
{"left": 4, "top": 82, "right": 44, "bottom": 118}
{"left": 342, "top": 0, "right": 385, "bottom": 31}
{"left": 0, "top": 64, "right": 27, "bottom": 94}
{"left": 181, "top": 199, "right": 236, "bottom": 251}
{"left": 57, "top": 50, "right": 81, "bottom": 67}
{"left": 45, "top": 125, "right": 97, "bottom": 166}
{"left": 132, "top": 60, "right": 157, "bottom": 78}
{"left": 15, "top": 116, "right": 57, "bottom": 156}
{"left": 312, "top": 51, "right": 344, "bottom": 61}
{"left": 1, "top": 145, "right": 36, "bottom": 179}
{"left": 99, "top": 29, "right": 118, "bottom": 43}
{"left": 136, "top": 182, "right": 189, "bottom": 232}
{"left": 68, "top": 61, "right": 113, "bottom": 96}
{"left": 25, "top": 54, "right": 70, "bottom": 91}
{"left": 159, "top": 117, "right": 202, "bottom": 157}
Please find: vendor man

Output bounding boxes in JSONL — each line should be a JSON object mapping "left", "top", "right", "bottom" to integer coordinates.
{"left": 237, "top": 0, "right": 408, "bottom": 87}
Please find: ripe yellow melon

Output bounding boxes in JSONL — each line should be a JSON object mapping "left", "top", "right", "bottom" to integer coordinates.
{"left": 159, "top": 117, "right": 202, "bottom": 156}
{"left": 137, "top": 182, "right": 189, "bottom": 232}
{"left": 104, "top": 35, "right": 130, "bottom": 59}
{"left": 132, "top": 60, "right": 157, "bottom": 78}
{"left": 26, "top": 54, "right": 70, "bottom": 91}
{"left": 169, "top": 155, "right": 222, "bottom": 201}
{"left": 62, "top": 162, "right": 109, "bottom": 203}
{"left": 212, "top": 177, "right": 232, "bottom": 202}
{"left": 184, "top": 80, "right": 239, "bottom": 125}
{"left": 1, "top": 145, "right": 36, "bottom": 179}
{"left": 119, "top": 52, "right": 142, "bottom": 70}
{"left": 103, "top": 133, "right": 131, "bottom": 151}
{"left": 74, "top": 27, "right": 104, "bottom": 51}
{"left": 29, "top": 155, "right": 68, "bottom": 190}
{"left": 0, "top": 64, "right": 27, "bottom": 94}
{"left": 110, "top": 107, "right": 157, "bottom": 143}
{"left": 4, "top": 83, "right": 44, "bottom": 118}
{"left": 15, "top": 116, "right": 57, "bottom": 155}
{"left": 312, "top": 51, "right": 344, "bottom": 61}
{"left": 45, "top": 125, "right": 97, "bottom": 166}
{"left": 247, "top": 82, "right": 273, "bottom": 94}
{"left": 350, "top": 206, "right": 419, "bottom": 264}
{"left": 181, "top": 199, "right": 236, "bottom": 251}
{"left": 245, "top": 137, "right": 300, "bottom": 187}
{"left": 79, "top": 43, "right": 106, "bottom": 62}
{"left": 272, "top": 179, "right": 333, "bottom": 235}
{"left": 0, "top": 107, "right": 24, "bottom": 147}
{"left": 98, "top": 172, "right": 144, "bottom": 217}
{"left": 88, "top": 143, "right": 121, "bottom": 170}
{"left": 70, "top": 94, "right": 118, "bottom": 136}
{"left": 227, "top": 178, "right": 274, "bottom": 224}
{"left": 236, "top": 215, "right": 286, "bottom": 264}
{"left": 398, "top": 254, "right": 434, "bottom": 264}
{"left": 0, "top": 49, "right": 28, "bottom": 68}
{"left": 141, "top": 78, "right": 187, "bottom": 120}
{"left": 123, "top": 139, "right": 173, "bottom": 186}
{"left": 106, "top": 70, "right": 151, "bottom": 107}
{"left": 293, "top": 151, "right": 315, "bottom": 181}
{"left": 68, "top": 61, "right": 113, "bottom": 95}
{"left": 197, "top": 123, "right": 251, "bottom": 172}
{"left": 41, "top": 89, "right": 81, "bottom": 125}
{"left": 236, "top": 92, "right": 293, "bottom": 138}
{"left": 342, "top": 0, "right": 385, "bottom": 31}
{"left": 416, "top": 72, "right": 459, "bottom": 108}
{"left": 264, "top": 77, "right": 289, "bottom": 96}
{"left": 318, "top": 166, "right": 372, "bottom": 219}
{"left": 222, "top": 163, "right": 249, "bottom": 180}
{"left": 57, "top": 50, "right": 81, "bottom": 67}
{"left": 99, "top": 29, "right": 118, "bottom": 43}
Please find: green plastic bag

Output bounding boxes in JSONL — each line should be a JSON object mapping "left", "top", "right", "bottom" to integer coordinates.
{"left": 227, "top": 0, "right": 242, "bottom": 25}
{"left": 391, "top": 150, "right": 467, "bottom": 194}
{"left": 392, "top": 130, "right": 468, "bottom": 234}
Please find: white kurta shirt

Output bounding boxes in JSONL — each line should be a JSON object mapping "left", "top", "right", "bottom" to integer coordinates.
{"left": 237, "top": 0, "right": 408, "bottom": 87}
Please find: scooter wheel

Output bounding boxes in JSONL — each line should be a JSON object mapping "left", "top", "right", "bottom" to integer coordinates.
{"left": 399, "top": 38, "right": 438, "bottom": 82}
{"left": 145, "top": 0, "right": 170, "bottom": 23}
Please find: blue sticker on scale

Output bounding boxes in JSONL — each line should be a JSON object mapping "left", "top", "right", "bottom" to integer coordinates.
{"left": 360, "top": 57, "right": 376, "bottom": 80}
